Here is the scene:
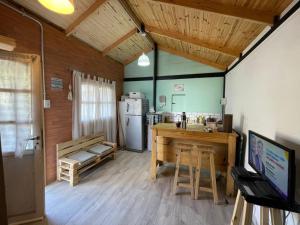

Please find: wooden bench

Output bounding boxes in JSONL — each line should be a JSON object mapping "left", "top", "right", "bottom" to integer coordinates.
{"left": 56, "top": 133, "right": 117, "bottom": 186}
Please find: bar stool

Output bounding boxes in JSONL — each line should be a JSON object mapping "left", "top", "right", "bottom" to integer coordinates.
{"left": 194, "top": 144, "right": 219, "bottom": 204}
{"left": 173, "top": 143, "right": 194, "bottom": 199}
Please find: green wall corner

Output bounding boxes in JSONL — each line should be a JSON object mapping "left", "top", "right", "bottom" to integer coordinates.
{"left": 123, "top": 50, "right": 223, "bottom": 114}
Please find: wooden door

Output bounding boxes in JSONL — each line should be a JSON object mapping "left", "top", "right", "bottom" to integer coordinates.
{"left": 0, "top": 139, "right": 8, "bottom": 225}
{"left": 0, "top": 53, "right": 44, "bottom": 224}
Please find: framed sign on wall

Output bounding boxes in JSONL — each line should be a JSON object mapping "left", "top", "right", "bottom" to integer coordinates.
{"left": 174, "top": 84, "right": 184, "bottom": 92}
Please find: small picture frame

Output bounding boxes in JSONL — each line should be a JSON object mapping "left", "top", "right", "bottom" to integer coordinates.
{"left": 174, "top": 84, "right": 184, "bottom": 92}
{"left": 51, "top": 77, "right": 63, "bottom": 90}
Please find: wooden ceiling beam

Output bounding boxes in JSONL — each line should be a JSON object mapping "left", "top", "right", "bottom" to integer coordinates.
{"left": 118, "top": 0, "right": 154, "bottom": 47}
{"left": 123, "top": 47, "right": 153, "bottom": 65}
{"left": 151, "top": 0, "right": 274, "bottom": 24}
{"left": 65, "top": 0, "right": 107, "bottom": 36}
{"left": 102, "top": 28, "right": 137, "bottom": 56}
{"left": 146, "top": 25, "right": 240, "bottom": 57}
{"left": 159, "top": 45, "right": 227, "bottom": 71}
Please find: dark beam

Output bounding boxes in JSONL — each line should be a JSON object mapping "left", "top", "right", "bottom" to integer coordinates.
{"left": 153, "top": 43, "right": 158, "bottom": 111}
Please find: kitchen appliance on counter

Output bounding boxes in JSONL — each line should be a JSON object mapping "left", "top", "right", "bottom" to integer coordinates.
{"left": 124, "top": 98, "right": 149, "bottom": 152}
{"left": 129, "top": 92, "right": 145, "bottom": 99}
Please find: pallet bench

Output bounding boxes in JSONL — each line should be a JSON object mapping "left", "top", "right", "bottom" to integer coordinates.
{"left": 56, "top": 133, "right": 117, "bottom": 186}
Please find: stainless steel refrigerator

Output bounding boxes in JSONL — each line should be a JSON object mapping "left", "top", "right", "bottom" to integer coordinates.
{"left": 124, "top": 98, "right": 149, "bottom": 152}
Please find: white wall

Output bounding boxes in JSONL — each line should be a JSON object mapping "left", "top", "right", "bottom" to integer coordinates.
{"left": 225, "top": 8, "right": 300, "bottom": 225}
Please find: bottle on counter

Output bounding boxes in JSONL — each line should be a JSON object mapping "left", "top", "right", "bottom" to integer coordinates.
{"left": 181, "top": 112, "right": 187, "bottom": 129}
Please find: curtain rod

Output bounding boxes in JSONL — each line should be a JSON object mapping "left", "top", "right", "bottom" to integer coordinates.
{"left": 69, "top": 68, "right": 116, "bottom": 82}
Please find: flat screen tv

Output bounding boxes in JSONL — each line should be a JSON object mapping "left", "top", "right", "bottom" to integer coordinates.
{"left": 248, "top": 130, "right": 295, "bottom": 202}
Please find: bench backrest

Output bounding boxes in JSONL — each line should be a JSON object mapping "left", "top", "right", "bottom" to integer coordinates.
{"left": 56, "top": 133, "right": 105, "bottom": 159}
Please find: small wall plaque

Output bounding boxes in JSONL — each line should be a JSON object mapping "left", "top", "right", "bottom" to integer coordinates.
{"left": 174, "top": 84, "right": 184, "bottom": 92}
{"left": 51, "top": 77, "right": 63, "bottom": 90}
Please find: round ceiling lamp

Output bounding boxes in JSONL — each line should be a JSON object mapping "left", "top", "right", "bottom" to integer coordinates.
{"left": 38, "top": 0, "right": 75, "bottom": 15}
{"left": 138, "top": 52, "right": 150, "bottom": 67}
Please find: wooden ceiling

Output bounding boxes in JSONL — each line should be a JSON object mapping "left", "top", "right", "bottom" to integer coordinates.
{"left": 12, "top": 0, "right": 292, "bottom": 70}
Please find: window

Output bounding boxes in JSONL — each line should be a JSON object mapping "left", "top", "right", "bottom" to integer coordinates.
{"left": 0, "top": 58, "right": 33, "bottom": 154}
{"left": 81, "top": 81, "right": 115, "bottom": 122}
{"left": 72, "top": 71, "right": 117, "bottom": 142}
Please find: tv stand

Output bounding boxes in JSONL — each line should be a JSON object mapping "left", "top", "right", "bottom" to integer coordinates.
{"left": 231, "top": 190, "right": 283, "bottom": 225}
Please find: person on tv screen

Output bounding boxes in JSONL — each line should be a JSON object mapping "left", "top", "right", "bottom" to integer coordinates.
{"left": 254, "top": 140, "right": 265, "bottom": 174}
{"left": 249, "top": 134, "right": 257, "bottom": 165}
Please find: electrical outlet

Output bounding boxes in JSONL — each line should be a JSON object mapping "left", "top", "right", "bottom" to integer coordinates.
{"left": 43, "top": 100, "right": 51, "bottom": 109}
{"left": 220, "top": 98, "right": 227, "bottom": 105}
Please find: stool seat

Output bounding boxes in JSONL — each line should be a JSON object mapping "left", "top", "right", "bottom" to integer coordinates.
{"left": 173, "top": 143, "right": 194, "bottom": 199}
{"left": 196, "top": 144, "right": 216, "bottom": 154}
{"left": 194, "top": 145, "right": 219, "bottom": 204}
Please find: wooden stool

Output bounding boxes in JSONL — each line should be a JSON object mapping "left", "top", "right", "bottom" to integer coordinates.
{"left": 194, "top": 145, "right": 219, "bottom": 204}
{"left": 231, "top": 190, "right": 283, "bottom": 225}
{"left": 173, "top": 143, "right": 194, "bottom": 199}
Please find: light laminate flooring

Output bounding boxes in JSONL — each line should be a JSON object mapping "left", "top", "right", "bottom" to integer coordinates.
{"left": 42, "top": 151, "right": 234, "bottom": 225}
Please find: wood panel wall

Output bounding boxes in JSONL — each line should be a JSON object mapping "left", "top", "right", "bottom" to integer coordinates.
{"left": 0, "top": 5, "right": 124, "bottom": 184}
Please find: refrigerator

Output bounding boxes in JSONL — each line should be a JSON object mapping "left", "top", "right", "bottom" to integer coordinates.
{"left": 124, "top": 98, "right": 149, "bottom": 152}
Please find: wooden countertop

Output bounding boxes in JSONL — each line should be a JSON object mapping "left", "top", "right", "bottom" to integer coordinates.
{"left": 152, "top": 123, "right": 237, "bottom": 137}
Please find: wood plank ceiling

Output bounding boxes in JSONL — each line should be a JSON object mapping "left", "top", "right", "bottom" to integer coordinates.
{"left": 12, "top": 0, "right": 292, "bottom": 70}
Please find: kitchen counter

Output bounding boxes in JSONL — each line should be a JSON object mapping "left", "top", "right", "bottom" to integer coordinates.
{"left": 151, "top": 123, "right": 238, "bottom": 196}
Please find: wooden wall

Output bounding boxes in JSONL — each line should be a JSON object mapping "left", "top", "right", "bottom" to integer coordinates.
{"left": 0, "top": 5, "right": 124, "bottom": 184}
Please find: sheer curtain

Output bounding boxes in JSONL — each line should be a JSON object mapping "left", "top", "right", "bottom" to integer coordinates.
{"left": 72, "top": 70, "right": 117, "bottom": 142}
{"left": 0, "top": 55, "right": 33, "bottom": 157}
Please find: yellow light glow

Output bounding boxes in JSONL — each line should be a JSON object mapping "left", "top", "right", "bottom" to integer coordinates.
{"left": 38, "top": 0, "right": 75, "bottom": 15}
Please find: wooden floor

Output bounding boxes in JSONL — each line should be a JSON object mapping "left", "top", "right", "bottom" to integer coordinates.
{"left": 40, "top": 151, "right": 234, "bottom": 225}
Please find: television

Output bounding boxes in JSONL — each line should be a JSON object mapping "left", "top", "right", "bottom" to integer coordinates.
{"left": 248, "top": 130, "right": 295, "bottom": 202}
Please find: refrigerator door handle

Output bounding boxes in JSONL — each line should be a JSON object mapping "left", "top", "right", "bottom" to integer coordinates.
{"left": 126, "top": 103, "right": 129, "bottom": 112}
{"left": 126, "top": 117, "right": 130, "bottom": 126}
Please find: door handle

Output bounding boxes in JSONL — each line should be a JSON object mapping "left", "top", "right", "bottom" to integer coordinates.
{"left": 26, "top": 136, "right": 40, "bottom": 141}
{"left": 126, "top": 118, "right": 130, "bottom": 126}
{"left": 126, "top": 103, "right": 129, "bottom": 112}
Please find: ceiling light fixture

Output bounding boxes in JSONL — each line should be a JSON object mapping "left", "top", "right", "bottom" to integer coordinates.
{"left": 137, "top": 24, "right": 150, "bottom": 67}
{"left": 138, "top": 52, "right": 150, "bottom": 67}
{"left": 38, "top": 0, "right": 75, "bottom": 15}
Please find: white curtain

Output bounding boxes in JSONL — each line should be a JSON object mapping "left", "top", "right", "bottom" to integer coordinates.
{"left": 72, "top": 70, "right": 117, "bottom": 142}
{"left": 0, "top": 57, "right": 33, "bottom": 157}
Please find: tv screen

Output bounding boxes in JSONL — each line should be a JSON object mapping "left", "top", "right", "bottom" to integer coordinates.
{"left": 248, "top": 130, "right": 295, "bottom": 201}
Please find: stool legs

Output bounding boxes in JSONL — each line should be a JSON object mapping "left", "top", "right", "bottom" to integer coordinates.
{"left": 270, "top": 209, "right": 283, "bottom": 225}
{"left": 173, "top": 149, "right": 181, "bottom": 195}
{"left": 241, "top": 200, "right": 253, "bottom": 225}
{"left": 194, "top": 150, "right": 218, "bottom": 203}
{"left": 209, "top": 153, "right": 218, "bottom": 204}
{"left": 188, "top": 150, "right": 194, "bottom": 199}
{"left": 260, "top": 207, "right": 269, "bottom": 225}
{"left": 195, "top": 150, "right": 202, "bottom": 200}
{"left": 173, "top": 148, "right": 194, "bottom": 198}
{"left": 231, "top": 190, "right": 243, "bottom": 225}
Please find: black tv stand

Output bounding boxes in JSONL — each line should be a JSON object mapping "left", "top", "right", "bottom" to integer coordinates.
{"left": 230, "top": 166, "right": 300, "bottom": 225}
{"left": 231, "top": 167, "right": 262, "bottom": 181}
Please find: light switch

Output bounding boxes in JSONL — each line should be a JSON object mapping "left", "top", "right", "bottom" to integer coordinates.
{"left": 44, "top": 99, "right": 51, "bottom": 109}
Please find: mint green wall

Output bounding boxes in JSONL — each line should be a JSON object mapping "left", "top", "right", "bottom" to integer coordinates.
{"left": 157, "top": 50, "right": 220, "bottom": 75}
{"left": 124, "top": 50, "right": 220, "bottom": 78}
{"left": 123, "top": 81, "right": 154, "bottom": 107}
{"left": 123, "top": 50, "right": 223, "bottom": 113}
{"left": 156, "top": 78, "right": 223, "bottom": 113}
